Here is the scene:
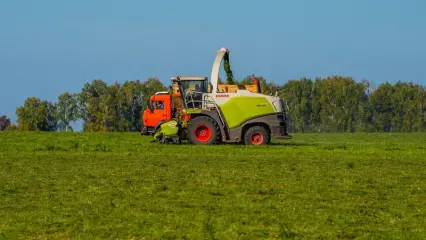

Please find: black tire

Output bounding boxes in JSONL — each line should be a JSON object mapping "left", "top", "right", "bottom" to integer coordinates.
{"left": 243, "top": 125, "right": 270, "bottom": 145}
{"left": 187, "top": 116, "right": 221, "bottom": 145}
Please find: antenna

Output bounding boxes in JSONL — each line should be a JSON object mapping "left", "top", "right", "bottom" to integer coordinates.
{"left": 274, "top": 89, "right": 287, "bottom": 97}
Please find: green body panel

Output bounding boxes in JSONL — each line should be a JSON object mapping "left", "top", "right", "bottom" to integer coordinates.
{"left": 219, "top": 96, "right": 275, "bottom": 129}
{"left": 183, "top": 109, "right": 202, "bottom": 114}
{"left": 153, "top": 120, "right": 179, "bottom": 139}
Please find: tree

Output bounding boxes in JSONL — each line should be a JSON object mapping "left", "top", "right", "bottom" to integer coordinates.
{"left": 310, "top": 76, "right": 369, "bottom": 132}
{"left": 280, "top": 78, "right": 314, "bottom": 132}
{"left": 16, "top": 97, "right": 57, "bottom": 131}
{"left": 142, "top": 77, "right": 168, "bottom": 105}
{"left": 56, "top": 92, "right": 79, "bottom": 132}
{"left": 387, "top": 81, "right": 426, "bottom": 132}
{"left": 102, "top": 81, "right": 125, "bottom": 132}
{"left": 120, "top": 80, "right": 147, "bottom": 131}
{"left": 0, "top": 115, "right": 11, "bottom": 131}
{"left": 370, "top": 83, "right": 395, "bottom": 132}
{"left": 278, "top": 76, "right": 373, "bottom": 133}
{"left": 78, "top": 79, "right": 109, "bottom": 131}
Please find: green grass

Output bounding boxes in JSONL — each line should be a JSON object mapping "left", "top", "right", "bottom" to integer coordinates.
{"left": 1, "top": 132, "right": 425, "bottom": 239}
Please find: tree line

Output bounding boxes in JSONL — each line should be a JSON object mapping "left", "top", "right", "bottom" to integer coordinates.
{"left": 278, "top": 76, "right": 425, "bottom": 133}
{"left": 3, "top": 77, "right": 167, "bottom": 132}
{"left": 1, "top": 75, "right": 425, "bottom": 133}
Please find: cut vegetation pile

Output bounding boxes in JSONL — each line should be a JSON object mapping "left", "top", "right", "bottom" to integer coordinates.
{"left": 1, "top": 132, "right": 425, "bottom": 239}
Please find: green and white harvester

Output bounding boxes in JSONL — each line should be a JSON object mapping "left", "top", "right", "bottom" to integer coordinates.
{"left": 152, "top": 47, "right": 292, "bottom": 145}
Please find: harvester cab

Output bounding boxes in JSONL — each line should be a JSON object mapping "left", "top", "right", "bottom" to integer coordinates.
{"left": 151, "top": 47, "right": 292, "bottom": 145}
{"left": 171, "top": 76, "right": 207, "bottom": 110}
{"left": 171, "top": 76, "right": 208, "bottom": 95}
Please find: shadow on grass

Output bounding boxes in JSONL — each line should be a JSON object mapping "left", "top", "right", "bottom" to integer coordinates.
{"left": 149, "top": 140, "right": 317, "bottom": 147}
{"left": 268, "top": 142, "right": 318, "bottom": 147}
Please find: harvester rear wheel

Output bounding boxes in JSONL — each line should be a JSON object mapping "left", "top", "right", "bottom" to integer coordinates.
{"left": 187, "top": 116, "right": 221, "bottom": 145}
{"left": 243, "top": 125, "right": 270, "bottom": 145}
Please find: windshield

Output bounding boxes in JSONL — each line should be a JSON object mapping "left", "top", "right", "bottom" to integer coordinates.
{"left": 181, "top": 80, "right": 206, "bottom": 93}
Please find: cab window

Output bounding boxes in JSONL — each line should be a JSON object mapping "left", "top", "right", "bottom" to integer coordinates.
{"left": 151, "top": 100, "right": 164, "bottom": 109}
{"left": 182, "top": 80, "right": 206, "bottom": 92}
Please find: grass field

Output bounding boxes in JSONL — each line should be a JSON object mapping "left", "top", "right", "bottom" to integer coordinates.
{"left": 1, "top": 132, "right": 425, "bottom": 239}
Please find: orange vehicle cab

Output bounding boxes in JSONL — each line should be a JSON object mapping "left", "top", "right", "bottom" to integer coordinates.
{"left": 140, "top": 92, "right": 173, "bottom": 135}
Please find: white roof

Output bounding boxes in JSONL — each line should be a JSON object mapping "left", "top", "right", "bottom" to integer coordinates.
{"left": 154, "top": 91, "right": 169, "bottom": 95}
{"left": 171, "top": 76, "right": 207, "bottom": 81}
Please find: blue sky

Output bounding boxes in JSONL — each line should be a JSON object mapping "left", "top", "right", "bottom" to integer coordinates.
{"left": 1, "top": 0, "right": 425, "bottom": 127}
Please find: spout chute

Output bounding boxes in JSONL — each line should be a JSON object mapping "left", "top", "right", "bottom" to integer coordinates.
{"left": 210, "top": 47, "right": 235, "bottom": 93}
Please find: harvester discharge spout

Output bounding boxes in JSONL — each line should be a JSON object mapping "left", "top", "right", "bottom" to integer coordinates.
{"left": 210, "top": 47, "right": 235, "bottom": 93}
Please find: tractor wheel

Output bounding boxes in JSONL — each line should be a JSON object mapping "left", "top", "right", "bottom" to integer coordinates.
{"left": 187, "top": 116, "right": 221, "bottom": 145}
{"left": 243, "top": 125, "right": 270, "bottom": 145}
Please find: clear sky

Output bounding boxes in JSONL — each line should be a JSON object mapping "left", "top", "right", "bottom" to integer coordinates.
{"left": 1, "top": 0, "right": 425, "bottom": 126}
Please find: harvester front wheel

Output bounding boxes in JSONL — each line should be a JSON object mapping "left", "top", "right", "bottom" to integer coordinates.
{"left": 243, "top": 125, "right": 270, "bottom": 145}
{"left": 187, "top": 116, "right": 221, "bottom": 145}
